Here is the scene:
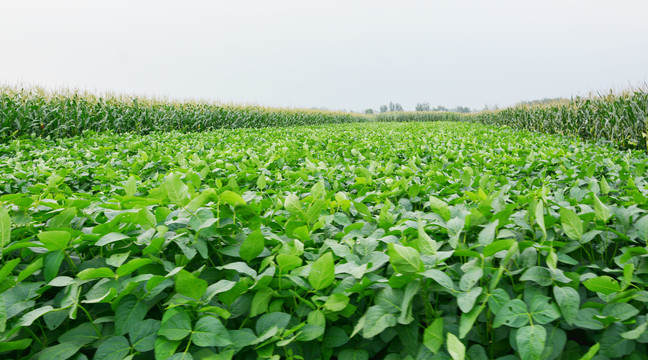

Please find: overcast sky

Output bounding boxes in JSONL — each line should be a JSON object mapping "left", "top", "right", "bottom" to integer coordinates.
{"left": 1, "top": 1, "right": 647, "bottom": 112}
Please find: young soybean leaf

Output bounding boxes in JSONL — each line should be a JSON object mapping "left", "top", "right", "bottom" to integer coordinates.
{"left": 560, "top": 208, "right": 583, "bottom": 241}
{"left": 175, "top": 270, "right": 208, "bottom": 300}
{"left": 583, "top": 276, "right": 621, "bottom": 295}
{"left": 158, "top": 311, "right": 192, "bottom": 341}
{"left": 429, "top": 196, "right": 451, "bottom": 221}
{"left": 516, "top": 325, "right": 546, "bottom": 360}
{"left": 592, "top": 193, "right": 611, "bottom": 222}
{"left": 94, "top": 336, "right": 130, "bottom": 360}
{"left": 115, "top": 295, "right": 148, "bottom": 335}
{"left": 447, "top": 332, "right": 465, "bottom": 360}
{"left": 579, "top": 343, "right": 600, "bottom": 360}
{"left": 192, "top": 316, "right": 232, "bottom": 347}
{"left": 308, "top": 252, "right": 335, "bottom": 290}
{"left": 387, "top": 243, "right": 424, "bottom": 275}
{"left": 493, "top": 299, "right": 528, "bottom": 328}
{"left": 220, "top": 190, "right": 246, "bottom": 206}
{"left": 124, "top": 176, "right": 137, "bottom": 197}
{"left": 423, "top": 318, "right": 444, "bottom": 354}
{"left": 37, "top": 231, "right": 71, "bottom": 251}
{"left": 553, "top": 286, "right": 579, "bottom": 325}
{"left": 165, "top": 173, "right": 189, "bottom": 206}
{"left": 478, "top": 220, "right": 498, "bottom": 246}
{"left": 240, "top": 230, "right": 264, "bottom": 262}
{"left": 361, "top": 305, "right": 397, "bottom": 338}
{"left": 0, "top": 209, "right": 10, "bottom": 249}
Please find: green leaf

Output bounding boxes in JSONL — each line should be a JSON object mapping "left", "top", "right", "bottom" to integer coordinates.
{"left": 94, "top": 336, "right": 131, "bottom": 360}
{"left": 600, "top": 323, "right": 635, "bottom": 358}
{"left": 239, "top": 230, "right": 264, "bottom": 262}
{"left": 516, "top": 325, "right": 546, "bottom": 360}
{"left": 429, "top": 196, "right": 451, "bottom": 221}
{"left": 520, "top": 266, "right": 553, "bottom": 286}
{"left": 166, "top": 173, "right": 189, "bottom": 206}
{"left": 529, "top": 295, "right": 560, "bottom": 325}
{"left": 494, "top": 299, "right": 528, "bottom": 328}
{"left": 193, "top": 316, "right": 232, "bottom": 347}
{"left": 0, "top": 257, "right": 20, "bottom": 283}
{"left": 256, "top": 312, "right": 291, "bottom": 335}
{"left": 338, "top": 349, "right": 369, "bottom": 360}
{"left": 592, "top": 193, "right": 611, "bottom": 222}
{"left": 423, "top": 318, "right": 444, "bottom": 354}
{"left": 296, "top": 324, "right": 325, "bottom": 341}
{"left": 154, "top": 337, "right": 181, "bottom": 360}
{"left": 324, "top": 293, "right": 350, "bottom": 312}
{"left": 447, "top": 332, "right": 465, "bottom": 360}
{"left": 284, "top": 194, "right": 301, "bottom": 213}
{"left": 250, "top": 288, "right": 273, "bottom": 317}
{"left": 59, "top": 322, "right": 103, "bottom": 346}
{"left": 635, "top": 215, "right": 648, "bottom": 242}
{"left": 125, "top": 176, "right": 137, "bottom": 197}
{"left": 459, "top": 267, "right": 483, "bottom": 291}
{"left": 0, "top": 208, "right": 11, "bottom": 249}
{"left": 175, "top": 269, "right": 208, "bottom": 300}
{"left": 483, "top": 239, "right": 513, "bottom": 257}
{"left": 420, "top": 269, "right": 455, "bottom": 292}
{"left": 95, "top": 232, "right": 130, "bottom": 246}
{"left": 37, "top": 343, "right": 82, "bottom": 360}
{"left": 578, "top": 343, "right": 600, "bottom": 360}
{"left": 159, "top": 311, "right": 192, "bottom": 341}
{"left": 276, "top": 253, "right": 302, "bottom": 271}
{"left": 44, "top": 250, "right": 65, "bottom": 282}
{"left": 48, "top": 208, "right": 77, "bottom": 229}
{"left": 308, "top": 252, "right": 335, "bottom": 290}
{"left": 457, "top": 287, "right": 482, "bottom": 313}
{"left": 535, "top": 201, "right": 546, "bottom": 239}
{"left": 323, "top": 327, "right": 350, "bottom": 348}
{"left": 0, "top": 338, "right": 32, "bottom": 352}
{"left": 361, "top": 305, "right": 397, "bottom": 338}
{"left": 77, "top": 267, "right": 115, "bottom": 280}
{"left": 220, "top": 190, "right": 246, "bottom": 206}
{"left": 553, "top": 286, "right": 579, "bottom": 325}
{"left": 621, "top": 322, "right": 648, "bottom": 340}
{"left": 478, "top": 220, "right": 498, "bottom": 246}
{"left": 459, "top": 302, "right": 485, "bottom": 339}
{"left": 37, "top": 230, "right": 71, "bottom": 251}
{"left": 117, "top": 258, "right": 153, "bottom": 277}
{"left": 583, "top": 275, "right": 621, "bottom": 295}
{"left": 560, "top": 208, "right": 583, "bottom": 241}
{"left": 115, "top": 295, "right": 148, "bottom": 335}
{"left": 129, "top": 319, "right": 160, "bottom": 352}
{"left": 16, "top": 305, "right": 54, "bottom": 327}
{"left": 387, "top": 243, "right": 424, "bottom": 275}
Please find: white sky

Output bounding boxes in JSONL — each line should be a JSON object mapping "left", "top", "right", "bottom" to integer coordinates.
{"left": 1, "top": 0, "right": 647, "bottom": 112}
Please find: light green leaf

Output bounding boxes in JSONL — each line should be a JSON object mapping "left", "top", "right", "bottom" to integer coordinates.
{"left": 159, "top": 311, "right": 192, "bottom": 341}
{"left": 583, "top": 275, "right": 621, "bottom": 295}
{"left": 553, "top": 286, "right": 579, "bottom": 325}
{"left": 117, "top": 258, "right": 153, "bottom": 278}
{"left": 560, "top": 208, "right": 583, "bottom": 241}
{"left": 483, "top": 239, "right": 513, "bottom": 257}
{"left": 193, "top": 316, "right": 232, "bottom": 347}
{"left": 478, "top": 220, "right": 498, "bottom": 246}
{"left": 166, "top": 173, "right": 189, "bottom": 206}
{"left": 578, "top": 343, "right": 600, "bottom": 360}
{"left": 0, "top": 338, "right": 32, "bottom": 352}
{"left": 0, "top": 209, "right": 10, "bottom": 249}
{"left": 420, "top": 269, "right": 455, "bottom": 292}
{"left": 239, "top": 230, "right": 264, "bottom": 262}
{"left": 284, "top": 194, "right": 301, "bottom": 213}
{"left": 516, "top": 325, "right": 546, "bottom": 360}
{"left": 361, "top": 305, "right": 397, "bottom": 338}
{"left": 447, "top": 332, "right": 465, "bottom": 360}
{"left": 324, "top": 293, "right": 350, "bottom": 312}
{"left": 37, "top": 230, "right": 71, "bottom": 251}
{"left": 125, "top": 176, "right": 137, "bottom": 197}
{"left": 175, "top": 269, "right": 208, "bottom": 300}
{"left": 154, "top": 337, "right": 181, "bottom": 360}
{"left": 77, "top": 267, "right": 116, "bottom": 280}
{"left": 95, "top": 232, "right": 130, "bottom": 246}
{"left": 459, "top": 302, "right": 485, "bottom": 339}
{"left": 592, "top": 193, "right": 611, "bottom": 222}
{"left": 220, "top": 190, "right": 246, "bottom": 206}
{"left": 308, "top": 252, "right": 335, "bottom": 290}
{"left": 387, "top": 243, "right": 424, "bottom": 275}
{"left": 494, "top": 299, "right": 528, "bottom": 328}
{"left": 423, "top": 318, "right": 444, "bottom": 353}
{"left": 429, "top": 196, "right": 451, "bottom": 221}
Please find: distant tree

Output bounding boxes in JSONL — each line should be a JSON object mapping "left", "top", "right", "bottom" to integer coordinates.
{"left": 379, "top": 105, "right": 388, "bottom": 113}
{"left": 454, "top": 106, "right": 471, "bottom": 113}
{"left": 415, "top": 102, "right": 431, "bottom": 112}
{"left": 364, "top": 109, "right": 374, "bottom": 115}
{"left": 389, "top": 102, "right": 403, "bottom": 112}
{"left": 433, "top": 105, "right": 448, "bottom": 112}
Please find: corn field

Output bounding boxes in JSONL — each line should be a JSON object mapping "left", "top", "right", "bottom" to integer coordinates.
{"left": 473, "top": 90, "right": 648, "bottom": 150}
{"left": 0, "top": 88, "right": 368, "bottom": 139}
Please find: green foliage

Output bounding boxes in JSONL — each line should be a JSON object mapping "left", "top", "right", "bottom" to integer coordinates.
{"left": 1, "top": 120, "right": 648, "bottom": 359}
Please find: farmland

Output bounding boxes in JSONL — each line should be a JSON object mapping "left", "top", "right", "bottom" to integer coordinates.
{"left": 1, "top": 93, "right": 648, "bottom": 359}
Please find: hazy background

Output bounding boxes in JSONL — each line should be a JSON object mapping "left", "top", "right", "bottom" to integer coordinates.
{"left": 1, "top": 0, "right": 647, "bottom": 112}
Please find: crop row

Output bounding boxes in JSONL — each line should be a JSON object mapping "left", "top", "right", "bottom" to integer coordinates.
{"left": 1, "top": 122, "right": 648, "bottom": 359}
